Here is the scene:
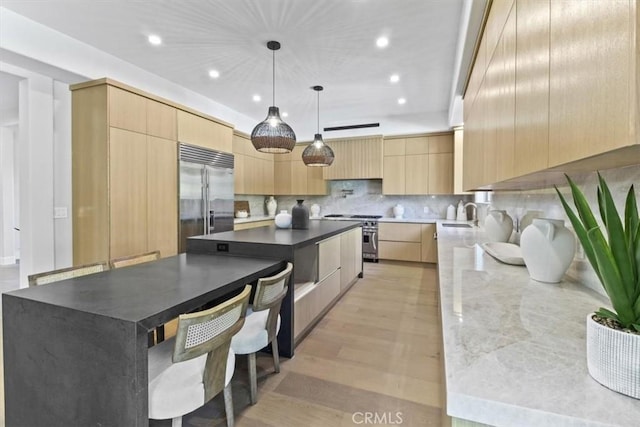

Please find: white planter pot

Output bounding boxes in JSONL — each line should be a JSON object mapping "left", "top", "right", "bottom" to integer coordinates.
{"left": 586, "top": 314, "right": 640, "bottom": 399}
{"left": 520, "top": 218, "right": 575, "bottom": 283}
{"left": 484, "top": 210, "right": 513, "bottom": 242}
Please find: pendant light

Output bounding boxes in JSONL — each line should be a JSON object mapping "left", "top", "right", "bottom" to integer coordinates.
{"left": 302, "top": 85, "right": 335, "bottom": 166}
{"left": 251, "top": 41, "right": 296, "bottom": 153}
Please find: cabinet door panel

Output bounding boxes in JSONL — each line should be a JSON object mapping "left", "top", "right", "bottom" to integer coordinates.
{"left": 291, "top": 161, "right": 308, "bottom": 195}
{"left": 514, "top": 0, "right": 550, "bottom": 176}
{"left": 147, "top": 100, "right": 176, "bottom": 140}
{"left": 384, "top": 138, "right": 406, "bottom": 156}
{"left": 274, "top": 161, "right": 292, "bottom": 195}
{"left": 177, "top": 110, "right": 232, "bottom": 154}
{"left": 548, "top": 1, "right": 632, "bottom": 166}
{"left": 318, "top": 236, "right": 341, "bottom": 281}
{"left": 109, "top": 128, "right": 148, "bottom": 258}
{"left": 234, "top": 154, "right": 246, "bottom": 194}
{"left": 382, "top": 156, "right": 406, "bottom": 194}
{"left": 378, "top": 242, "right": 421, "bottom": 262}
{"left": 147, "top": 136, "right": 178, "bottom": 257}
{"left": 405, "top": 136, "right": 429, "bottom": 155}
{"left": 379, "top": 223, "right": 422, "bottom": 242}
{"left": 405, "top": 154, "right": 429, "bottom": 195}
{"left": 307, "top": 166, "right": 327, "bottom": 195}
{"left": 495, "top": 6, "right": 516, "bottom": 182}
{"left": 421, "top": 224, "right": 437, "bottom": 263}
{"left": 428, "top": 134, "right": 453, "bottom": 153}
{"left": 428, "top": 153, "right": 453, "bottom": 194}
{"left": 109, "top": 86, "right": 146, "bottom": 133}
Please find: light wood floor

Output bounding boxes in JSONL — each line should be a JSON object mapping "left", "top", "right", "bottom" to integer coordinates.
{"left": 2, "top": 261, "right": 446, "bottom": 427}
{"left": 155, "top": 261, "right": 447, "bottom": 426}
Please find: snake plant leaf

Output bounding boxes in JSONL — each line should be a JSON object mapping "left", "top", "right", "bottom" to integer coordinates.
{"left": 595, "top": 307, "right": 619, "bottom": 321}
{"left": 587, "top": 227, "right": 636, "bottom": 327}
{"left": 566, "top": 174, "right": 599, "bottom": 231}
{"left": 597, "top": 173, "right": 635, "bottom": 301}
{"left": 597, "top": 187, "right": 606, "bottom": 227}
{"left": 633, "top": 324, "right": 640, "bottom": 332}
{"left": 555, "top": 185, "right": 603, "bottom": 283}
{"left": 625, "top": 185, "right": 639, "bottom": 247}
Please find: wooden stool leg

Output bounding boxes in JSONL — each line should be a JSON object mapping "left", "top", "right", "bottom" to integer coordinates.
{"left": 148, "top": 331, "right": 155, "bottom": 347}
{"left": 223, "top": 384, "right": 234, "bottom": 427}
{"left": 156, "top": 325, "right": 165, "bottom": 343}
{"left": 248, "top": 353, "right": 257, "bottom": 405}
{"left": 271, "top": 339, "right": 280, "bottom": 373}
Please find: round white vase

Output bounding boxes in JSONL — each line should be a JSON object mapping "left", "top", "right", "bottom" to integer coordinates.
{"left": 484, "top": 210, "right": 513, "bottom": 242}
{"left": 520, "top": 218, "right": 575, "bottom": 283}
{"left": 266, "top": 196, "right": 277, "bottom": 216}
{"left": 274, "top": 210, "right": 292, "bottom": 229}
{"left": 393, "top": 204, "right": 405, "bottom": 219}
{"left": 310, "top": 204, "right": 321, "bottom": 218}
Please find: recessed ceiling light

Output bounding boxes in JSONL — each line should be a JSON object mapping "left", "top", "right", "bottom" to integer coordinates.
{"left": 376, "top": 36, "right": 389, "bottom": 48}
{"left": 282, "top": 112, "right": 289, "bottom": 118}
{"left": 208, "top": 69, "right": 220, "bottom": 79}
{"left": 253, "top": 95, "right": 261, "bottom": 102}
{"left": 390, "top": 74, "right": 400, "bottom": 83}
{"left": 398, "top": 98, "right": 406, "bottom": 105}
{"left": 148, "top": 34, "right": 162, "bottom": 46}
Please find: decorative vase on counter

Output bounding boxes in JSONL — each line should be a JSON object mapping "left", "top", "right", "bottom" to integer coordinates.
{"left": 292, "top": 200, "right": 310, "bottom": 229}
{"left": 484, "top": 210, "right": 513, "bottom": 242}
{"left": 520, "top": 218, "right": 575, "bottom": 283}
{"left": 266, "top": 196, "right": 277, "bottom": 216}
{"left": 310, "top": 204, "right": 321, "bottom": 218}
{"left": 393, "top": 204, "right": 405, "bottom": 219}
{"left": 274, "top": 210, "right": 292, "bottom": 229}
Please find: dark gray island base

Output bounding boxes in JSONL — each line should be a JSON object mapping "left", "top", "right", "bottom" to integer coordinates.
{"left": 3, "top": 254, "right": 284, "bottom": 427}
{"left": 187, "top": 220, "right": 363, "bottom": 358}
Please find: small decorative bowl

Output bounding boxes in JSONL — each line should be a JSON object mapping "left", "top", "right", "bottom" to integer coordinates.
{"left": 236, "top": 210, "right": 248, "bottom": 218}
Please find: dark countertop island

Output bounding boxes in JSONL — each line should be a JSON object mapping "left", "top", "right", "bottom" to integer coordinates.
{"left": 187, "top": 220, "right": 363, "bottom": 358}
{"left": 3, "top": 253, "right": 284, "bottom": 427}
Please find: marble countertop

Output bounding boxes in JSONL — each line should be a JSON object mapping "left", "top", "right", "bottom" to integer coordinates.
{"left": 436, "top": 224, "right": 639, "bottom": 427}
{"left": 233, "top": 215, "right": 274, "bottom": 224}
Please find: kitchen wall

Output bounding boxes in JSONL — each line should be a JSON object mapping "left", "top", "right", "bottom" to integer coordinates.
{"left": 490, "top": 164, "right": 640, "bottom": 296}
{"left": 238, "top": 180, "right": 472, "bottom": 219}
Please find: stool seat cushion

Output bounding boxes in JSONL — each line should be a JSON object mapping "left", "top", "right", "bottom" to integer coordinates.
{"left": 148, "top": 337, "right": 235, "bottom": 420}
{"left": 230, "top": 307, "right": 281, "bottom": 355}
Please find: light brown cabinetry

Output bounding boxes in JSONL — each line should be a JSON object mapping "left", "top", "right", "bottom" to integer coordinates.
{"left": 233, "top": 132, "right": 274, "bottom": 195}
{"left": 340, "top": 227, "right": 363, "bottom": 291}
{"left": 177, "top": 110, "right": 233, "bottom": 154}
{"left": 323, "top": 136, "right": 383, "bottom": 180}
{"left": 233, "top": 219, "right": 274, "bottom": 231}
{"left": 463, "top": 0, "right": 639, "bottom": 191}
{"left": 273, "top": 145, "right": 328, "bottom": 196}
{"left": 378, "top": 223, "right": 422, "bottom": 262}
{"left": 383, "top": 133, "right": 453, "bottom": 195}
{"left": 378, "top": 222, "right": 438, "bottom": 263}
{"left": 71, "top": 80, "right": 178, "bottom": 265}
{"left": 421, "top": 224, "right": 438, "bottom": 263}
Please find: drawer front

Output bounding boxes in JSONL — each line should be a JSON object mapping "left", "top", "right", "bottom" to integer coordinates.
{"left": 318, "top": 235, "right": 341, "bottom": 281}
{"left": 378, "top": 223, "right": 422, "bottom": 242}
{"left": 378, "top": 241, "right": 421, "bottom": 262}
{"left": 294, "top": 269, "right": 340, "bottom": 339}
{"left": 233, "top": 220, "right": 273, "bottom": 231}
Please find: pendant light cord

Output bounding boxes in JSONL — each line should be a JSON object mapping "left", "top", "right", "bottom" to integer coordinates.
{"left": 272, "top": 48, "right": 276, "bottom": 106}
{"left": 317, "top": 90, "right": 320, "bottom": 133}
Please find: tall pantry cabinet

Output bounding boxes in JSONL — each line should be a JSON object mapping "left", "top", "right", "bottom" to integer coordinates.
{"left": 71, "top": 79, "right": 178, "bottom": 265}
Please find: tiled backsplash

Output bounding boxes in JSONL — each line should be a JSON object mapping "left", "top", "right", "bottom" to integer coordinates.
{"left": 491, "top": 164, "right": 640, "bottom": 296}
{"left": 238, "top": 180, "right": 471, "bottom": 220}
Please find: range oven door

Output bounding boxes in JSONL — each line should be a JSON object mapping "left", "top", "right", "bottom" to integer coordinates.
{"left": 362, "top": 227, "right": 378, "bottom": 261}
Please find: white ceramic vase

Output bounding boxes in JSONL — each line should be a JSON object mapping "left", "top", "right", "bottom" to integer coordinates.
{"left": 520, "top": 218, "right": 575, "bottom": 283}
{"left": 586, "top": 313, "right": 640, "bottom": 399}
{"left": 310, "top": 204, "right": 321, "bottom": 218}
{"left": 266, "top": 196, "right": 277, "bottom": 216}
{"left": 393, "top": 204, "right": 405, "bottom": 219}
{"left": 484, "top": 210, "right": 513, "bottom": 242}
{"left": 274, "top": 210, "right": 291, "bottom": 229}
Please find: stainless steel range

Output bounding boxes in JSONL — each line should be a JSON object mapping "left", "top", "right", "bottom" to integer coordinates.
{"left": 324, "top": 214, "right": 382, "bottom": 262}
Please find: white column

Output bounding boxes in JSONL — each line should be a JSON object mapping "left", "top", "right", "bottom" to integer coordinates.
{"left": 53, "top": 80, "right": 72, "bottom": 268}
{"left": 18, "top": 75, "right": 55, "bottom": 287}
{"left": 0, "top": 126, "right": 16, "bottom": 265}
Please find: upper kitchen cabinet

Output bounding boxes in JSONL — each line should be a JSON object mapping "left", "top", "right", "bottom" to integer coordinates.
{"left": 274, "top": 144, "right": 328, "bottom": 196}
{"left": 383, "top": 133, "right": 453, "bottom": 195}
{"left": 233, "top": 131, "right": 274, "bottom": 195}
{"left": 322, "top": 135, "right": 383, "bottom": 180}
{"left": 177, "top": 110, "right": 233, "bottom": 154}
{"left": 463, "top": 0, "right": 639, "bottom": 191}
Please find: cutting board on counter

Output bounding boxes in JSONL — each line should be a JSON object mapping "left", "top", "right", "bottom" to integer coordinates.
{"left": 234, "top": 200, "right": 250, "bottom": 217}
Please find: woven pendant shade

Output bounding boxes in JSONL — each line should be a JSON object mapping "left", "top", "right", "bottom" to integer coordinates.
{"left": 251, "top": 106, "right": 296, "bottom": 153}
{"left": 302, "top": 85, "right": 334, "bottom": 166}
{"left": 251, "top": 41, "right": 296, "bottom": 153}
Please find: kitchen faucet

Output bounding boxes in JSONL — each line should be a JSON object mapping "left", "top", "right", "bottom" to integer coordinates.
{"left": 464, "top": 202, "right": 478, "bottom": 226}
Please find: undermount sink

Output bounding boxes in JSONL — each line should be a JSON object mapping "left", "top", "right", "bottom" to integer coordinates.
{"left": 442, "top": 223, "right": 473, "bottom": 228}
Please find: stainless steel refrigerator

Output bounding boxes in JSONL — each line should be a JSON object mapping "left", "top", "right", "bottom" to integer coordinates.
{"left": 179, "top": 143, "right": 234, "bottom": 253}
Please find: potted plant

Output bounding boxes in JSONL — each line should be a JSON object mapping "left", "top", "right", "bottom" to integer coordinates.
{"left": 555, "top": 173, "right": 639, "bottom": 399}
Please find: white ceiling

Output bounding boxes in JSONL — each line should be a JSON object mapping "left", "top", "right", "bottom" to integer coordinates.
{"left": 1, "top": 0, "right": 470, "bottom": 140}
